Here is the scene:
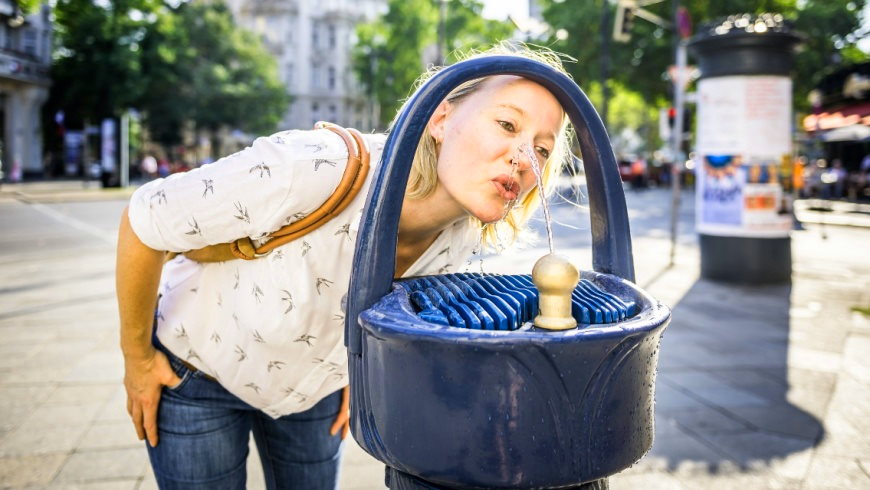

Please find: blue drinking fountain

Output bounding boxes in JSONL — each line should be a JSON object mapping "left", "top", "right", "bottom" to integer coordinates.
{"left": 344, "top": 56, "right": 672, "bottom": 489}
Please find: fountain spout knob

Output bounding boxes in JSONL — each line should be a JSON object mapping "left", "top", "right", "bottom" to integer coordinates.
{"left": 532, "top": 254, "right": 579, "bottom": 330}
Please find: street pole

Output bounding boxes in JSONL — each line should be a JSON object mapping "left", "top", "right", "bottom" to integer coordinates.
{"left": 600, "top": 0, "right": 611, "bottom": 130}
{"left": 121, "top": 112, "right": 130, "bottom": 188}
{"left": 669, "top": 40, "right": 686, "bottom": 266}
{"left": 668, "top": 0, "right": 689, "bottom": 266}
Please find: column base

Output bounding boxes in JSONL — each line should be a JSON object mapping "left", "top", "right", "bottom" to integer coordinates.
{"left": 699, "top": 234, "right": 791, "bottom": 284}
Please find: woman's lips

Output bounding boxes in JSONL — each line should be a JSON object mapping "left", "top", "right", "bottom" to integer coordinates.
{"left": 492, "top": 174, "right": 520, "bottom": 201}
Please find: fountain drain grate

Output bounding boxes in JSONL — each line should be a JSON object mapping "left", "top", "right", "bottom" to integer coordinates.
{"left": 398, "top": 273, "right": 637, "bottom": 330}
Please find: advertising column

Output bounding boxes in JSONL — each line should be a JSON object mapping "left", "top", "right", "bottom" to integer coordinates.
{"left": 689, "top": 14, "right": 801, "bottom": 284}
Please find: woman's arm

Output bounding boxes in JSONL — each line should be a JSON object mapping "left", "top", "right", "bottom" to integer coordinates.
{"left": 116, "top": 206, "right": 181, "bottom": 447}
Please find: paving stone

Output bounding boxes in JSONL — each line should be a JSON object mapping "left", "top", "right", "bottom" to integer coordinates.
{"left": 0, "top": 385, "right": 54, "bottom": 408}
{"left": 691, "top": 431, "right": 817, "bottom": 473}
{"left": 45, "top": 480, "right": 139, "bottom": 489}
{"left": 787, "top": 347, "right": 843, "bottom": 374}
{"left": 20, "top": 402, "right": 102, "bottom": 428}
{"left": 663, "top": 405, "right": 751, "bottom": 434}
{"left": 340, "top": 438, "right": 386, "bottom": 490}
{"left": 671, "top": 469, "right": 801, "bottom": 490}
{"left": 653, "top": 383, "right": 708, "bottom": 412}
{"left": 609, "top": 471, "right": 688, "bottom": 490}
{"left": 54, "top": 448, "right": 148, "bottom": 483}
{"left": 762, "top": 449, "right": 815, "bottom": 482}
{"left": 64, "top": 352, "right": 124, "bottom": 385}
{"left": 803, "top": 454, "right": 870, "bottom": 490}
{"left": 43, "top": 384, "right": 118, "bottom": 406}
{"left": 136, "top": 465, "right": 157, "bottom": 490}
{"left": 0, "top": 422, "right": 89, "bottom": 457}
{"left": 0, "top": 364, "right": 75, "bottom": 385}
{"left": 0, "top": 452, "right": 68, "bottom": 486}
{"left": 723, "top": 405, "right": 824, "bottom": 440}
{"left": 0, "top": 343, "right": 39, "bottom": 369}
{"left": 784, "top": 385, "right": 834, "bottom": 419}
{"left": 815, "top": 432, "right": 870, "bottom": 459}
{"left": 0, "top": 404, "right": 33, "bottom": 434}
{"left": 843, "top": 335, "right": 870, "bottom": 383}
{"left": 94, "top": 387, "right": 130, "bottom": 423}
{"left": 78, "top": 421, "right": 142, "bottom": 450}
{"left": 687, "top": 384, "right": 770, "bottom": 410}
{"left": 247, "top": 436, "right": 266, "bottom": 490}
{"left": 635, "top": 429, "right": 733, "bottom": 472}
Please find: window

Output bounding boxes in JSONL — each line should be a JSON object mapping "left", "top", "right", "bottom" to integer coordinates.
{"left": 285, "top": 63, "right": 294, "bottom": 84}
{"left": 311, "top": 22, "right": 319, "bottom": 48}
{"left": 327, "top": 66, "right": 336, "bottom": 90}
{"left": 311, "top": 65, "right": 321, "bottom": 88}
{"left": 328, "top": 104, "right": 337, "bottom": 121}
{"left": 327, "top": 24, "right": 336, "bottom": 49}
{"left": 312, "top": 102, "right": 321, "bottom": 126}
{"left": 22, "top": 28, "right": 37, "bottom": 56}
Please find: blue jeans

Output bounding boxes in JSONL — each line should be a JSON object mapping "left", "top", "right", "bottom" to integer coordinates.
{"left": 147, "top": 345, "right": 344, "bottom": 489}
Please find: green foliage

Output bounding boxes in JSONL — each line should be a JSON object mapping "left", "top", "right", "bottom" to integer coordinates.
{"left": 541, "top": 0, "right": 866, "bottom": 112}
{"left": 49, "top": 0, "right": 161, "bottom": 124}
{"left": 138, "top": 0, "right": 288, "bottom": 145}
{"left": 353, "top": 0, "right": 513, "bottom": 127}
{"left": 48, "top": 0, "right": 288, "bottom": 148}
{"left": 537, "top": 0, "right": 867, "bottom": 148}
{"left": 16, "top": 0, "right": 43, "bottom": 15}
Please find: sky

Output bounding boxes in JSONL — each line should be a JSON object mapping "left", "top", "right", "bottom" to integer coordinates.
{"left": 481, "top": 0, "right": 528, "bottom": 21}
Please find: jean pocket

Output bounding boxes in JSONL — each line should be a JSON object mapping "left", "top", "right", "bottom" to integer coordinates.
{"left": 165, "top": 357, "right": 193, "bottom": 392}
{"left": 165, "top": 369, "right": 192, "bottom": 392}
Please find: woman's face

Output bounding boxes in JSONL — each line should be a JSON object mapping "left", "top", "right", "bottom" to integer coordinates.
{"left": 428, "top": 75, "right": 564, "bottom": 224}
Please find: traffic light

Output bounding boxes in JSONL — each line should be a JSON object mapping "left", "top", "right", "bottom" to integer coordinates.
{"left": 613, "top": 0, "right": 636, "bottom": 43}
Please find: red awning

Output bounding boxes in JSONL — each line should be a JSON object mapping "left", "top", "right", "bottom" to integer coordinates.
{"left": 803, "top": 102, "right": 870, "bottom": 132}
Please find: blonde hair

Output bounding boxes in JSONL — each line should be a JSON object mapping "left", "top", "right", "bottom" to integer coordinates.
{"left": 394, "top": 42, "right": 576, "bottom": 251}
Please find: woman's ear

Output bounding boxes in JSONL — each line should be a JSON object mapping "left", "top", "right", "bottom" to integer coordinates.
{"left": 427, "top": 99, "right": 451, "bottom": 144}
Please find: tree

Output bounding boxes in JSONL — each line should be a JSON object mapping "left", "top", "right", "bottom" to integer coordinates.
{"left": 353, "top": 0, "right": 513, "bottom": 128}
{"left": 536, "top": 0, "right": 867, "bottom": 150}
{"left": 138, "top": 0, "right": 288, "bottom": 146}
{"left": 539, "top": 0, "right": 868, "bottom": 112}
{"left": 48, "top": 0, "right": 162, "bottom": 127}
{"left": 47, "top": 0, "right": 288, "bottom": 151}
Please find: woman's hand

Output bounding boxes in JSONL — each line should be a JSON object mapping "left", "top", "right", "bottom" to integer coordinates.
{"left": 124, "top": 348, "right": 181, "bottom": 447}
{"left": 329, "top": 385, "right": 350, "bottom": 439}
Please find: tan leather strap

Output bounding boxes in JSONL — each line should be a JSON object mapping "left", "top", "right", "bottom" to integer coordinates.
{"left": 243, "top": 126, "right": 370, "bottom": 256}
{"left": 170, "top": 122, "right": 370, "bottom": 263}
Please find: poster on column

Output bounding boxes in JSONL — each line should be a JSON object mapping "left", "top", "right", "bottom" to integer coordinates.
{"left": 695, "top": 76, "right": 793, "bottom": 238}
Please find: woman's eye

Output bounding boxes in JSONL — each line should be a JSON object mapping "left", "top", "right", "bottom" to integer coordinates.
{"left": 498, "top": 120, "right": 516, "bottom": 132}
{"left": 536, "top": 147, "right": 550, "bottom": 159}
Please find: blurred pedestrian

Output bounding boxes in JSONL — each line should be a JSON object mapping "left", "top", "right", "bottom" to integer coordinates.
{"left": 157, "top": 158, "right": 170, "bottom": 178}
{"left": 115, "top": 43, "right": 576, "bottom": 489}
{"left": 140, "top": 154, "right": 158, "bottom": 180}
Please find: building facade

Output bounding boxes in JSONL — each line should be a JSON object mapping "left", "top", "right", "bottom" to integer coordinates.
{"left": 0, "top": 1, "right": 51, "bottom": 180}
{"left": 224, "top": 0, "right": 386, "bottom": 132}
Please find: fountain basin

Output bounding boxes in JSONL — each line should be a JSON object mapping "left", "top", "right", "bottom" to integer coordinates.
{"left": 353, "top": 270, "right": 671, "bottom": 489}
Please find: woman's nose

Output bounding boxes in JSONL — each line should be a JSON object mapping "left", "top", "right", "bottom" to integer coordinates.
{"left": 511, "top": 143, "right": 535, "bottom": 171}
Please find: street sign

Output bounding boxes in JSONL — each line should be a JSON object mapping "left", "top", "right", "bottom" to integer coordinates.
{"left": 677, "top": 6, "right": 692, "bottom": 39}
{"left": 613, "top": 0, "right": 636, "bottom": 43}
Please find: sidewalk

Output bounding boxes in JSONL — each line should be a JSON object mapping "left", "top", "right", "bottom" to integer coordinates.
{"left": 0, "top": 180, "right": 137, "bottom": 204}
{"left": 0, "top": 187, "right": 867, "bottom": 489}
{"left": 794, "top": 198, "right": 870, "bottom": 229}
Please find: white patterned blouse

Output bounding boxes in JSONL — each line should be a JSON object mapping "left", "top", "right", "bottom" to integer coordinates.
{"left": 127, "top": 128, "right": 479, "bottom": 418}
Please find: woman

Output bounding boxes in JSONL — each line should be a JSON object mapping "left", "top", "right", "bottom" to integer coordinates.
{"left": 116, "top": 44, "right": 573, "bottom": 489}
